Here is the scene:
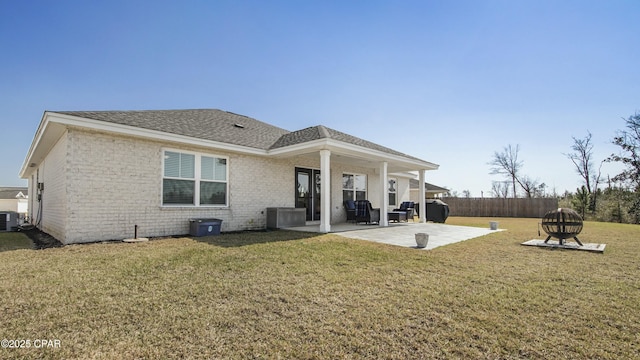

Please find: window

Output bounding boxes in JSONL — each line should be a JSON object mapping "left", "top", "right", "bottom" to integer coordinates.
{"left": 163, "top": 150, "right": 228, "bottom": 206}
{"left": 388, "top": 178, "right": 397, "bottom": 206}
{"left": 342, "top": 173, "right": 367, "bottom": 201}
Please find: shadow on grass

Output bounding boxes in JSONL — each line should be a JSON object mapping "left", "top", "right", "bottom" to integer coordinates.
{"left": 0, "top": 231, "right": 35, "bottom": 252}
{"left": 192, "top": 229, "right": 321, "bottom": 248}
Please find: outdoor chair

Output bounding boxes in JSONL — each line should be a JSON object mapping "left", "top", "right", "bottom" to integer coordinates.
{"left": 393, "top": 201, "right": 415, "bottom": 221}
{"left": 355, "top": 200, "right": 380, "bottom": 224}
{"left": 343, "top": 200, "right": 357, "bottom": 223}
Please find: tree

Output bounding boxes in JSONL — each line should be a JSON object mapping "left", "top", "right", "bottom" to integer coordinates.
{"left": 491, "top": 181, "right": 510, "bottom": 198}
{"left": 565, "top": 132, "right": 603, "bottom": 211}
{"left": 572, "top": 185, "right": 590, "bottom": 218}
{"left": 489, "top": 144, "right": 523, "bottom": 198}
{"left": 609, "top": 112, "right": 640, "bottom": 191}
{"left": 519, "top": 175, "right": 542, "bottom": 198}
{"left": 607, "top": 112, "right": 640, "bottom": 223}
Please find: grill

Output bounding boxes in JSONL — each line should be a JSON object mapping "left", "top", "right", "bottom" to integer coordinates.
{"left": 541, "top": 208, "right": 583, "bottom": 246}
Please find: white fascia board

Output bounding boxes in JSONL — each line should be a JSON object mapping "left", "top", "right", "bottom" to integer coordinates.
{"left": 267, "top": 138, "right": 328, "bottom": 157}
{"left": 20, "top": 112, "right": 270, "bottom": 178}
{"left": 389, "top": 171, "right": 419, "bottom": 179}
{"left": 269, "top": 138, "right": 439, "bottom": 171}
{"left": 326, "top": 140, "right": 439, "bottom": 171}
{"left": 19, "top": 112, "right": 52, "bottom": 178}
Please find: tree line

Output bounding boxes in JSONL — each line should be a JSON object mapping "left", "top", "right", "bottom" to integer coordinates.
{"left": 487, "top": 111, "right": 640, "bottom": 224}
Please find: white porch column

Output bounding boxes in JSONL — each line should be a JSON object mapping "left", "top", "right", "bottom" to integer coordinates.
{"left": 319, "top": 150, "right": 331, "bottom": 233}
{"left": 419, "top": 170, "right": 426, "bottom": 223}
{"left": 379, "top": 161, "right": 389, "bottom": 227}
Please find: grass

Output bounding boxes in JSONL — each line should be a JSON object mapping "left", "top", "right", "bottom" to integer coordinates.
{"left": 0, "top": 231, "right": 34, "bottom": 252}
{"left": 0, "top": 217, "right": 638, "bottom": 359}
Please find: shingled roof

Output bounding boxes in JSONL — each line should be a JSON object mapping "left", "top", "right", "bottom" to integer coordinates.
{"left": 270, "top": 125, "right": 423, "bottom": 161}
{"left": 409, "top": 179, "right": 449, "bottom": 193}
{"left": 0, "top": 187, "right": 28, "bottom": 199}
{"left": 53, "top": 110, "right": 423, "bottom": 161}
{"left": 56, "top": 109, "right": 290, "bottom": 150}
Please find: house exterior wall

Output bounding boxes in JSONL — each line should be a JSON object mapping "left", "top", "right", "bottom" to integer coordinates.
{"left": 330, "top": 164, "right": 383, "bottom": 224}
{"left": 24, "top": 132, "right": 69, "bottom": 241}
{"left": 0, "top": 199, "right": 19, "bottom": 213}
{"left": 59, "top": 129, "right": 304, "bottom": 244}
{"left": 396, "top": 177, "right": 411, "bottom": 205}
{"left": 17, "top": 198, "right": 28, "bottom": 214}
{"left": 26, "top": 127, "right": 422, "bottom": 244}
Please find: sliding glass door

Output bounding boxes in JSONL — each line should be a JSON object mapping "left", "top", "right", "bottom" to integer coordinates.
{"left": 295, "top": 167, "right": 321, "bottom": 221}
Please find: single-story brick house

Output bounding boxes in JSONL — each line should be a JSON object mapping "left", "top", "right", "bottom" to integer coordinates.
{"left": 20, "top": 109, "right": 439, "bottom": 244}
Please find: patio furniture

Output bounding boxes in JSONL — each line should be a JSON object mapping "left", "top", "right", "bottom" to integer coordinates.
{"left": 415, "top": 199, "right": 449, "bottom": 223}
{"left": 388, "top": 211, "right": 407, "bottom": 222}
{"left": 343, "top": 200, "right": 357, "bottom": 223}
{"left": 355, "top": 200, "right": 380, "bottom": 224}
{"left": 393, "top": 201, "right": 415, "bottom": 221}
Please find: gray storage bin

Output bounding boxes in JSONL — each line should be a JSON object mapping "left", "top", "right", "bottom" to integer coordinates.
{"left": 189, "top": 218, "right": 222, "bottom": 237}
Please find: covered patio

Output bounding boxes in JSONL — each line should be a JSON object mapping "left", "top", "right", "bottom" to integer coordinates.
{"left": 285, "top": 221, "right": 500, "bottom": 250}
{"left": 269, "top": 125, "right": 439, "bottom": 233}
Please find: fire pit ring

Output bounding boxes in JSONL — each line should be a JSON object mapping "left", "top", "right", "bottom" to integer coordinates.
{"left": 541, "top": 208, "right": 584, "bottom": 246}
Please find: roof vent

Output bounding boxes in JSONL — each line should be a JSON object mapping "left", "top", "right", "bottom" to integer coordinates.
{"left": 234, "top": 123, "right": 245, "bottom": 129}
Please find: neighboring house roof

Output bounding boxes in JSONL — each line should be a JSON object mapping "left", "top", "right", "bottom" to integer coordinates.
{"left": 409, "top": 179, "right": 449, "bottom": 193}
{"left": 0, "top": 187, "right": 28, "bottom": 199}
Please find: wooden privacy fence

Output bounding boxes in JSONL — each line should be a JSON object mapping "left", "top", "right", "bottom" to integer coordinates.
{"left": 442, "top": 197, "right": 559, "bottom": 218}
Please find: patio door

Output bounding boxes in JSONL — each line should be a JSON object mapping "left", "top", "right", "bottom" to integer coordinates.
{"left": 295, "top": 167, "right": 321, "bottom": 221}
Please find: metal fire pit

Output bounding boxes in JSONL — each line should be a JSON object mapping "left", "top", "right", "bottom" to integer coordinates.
{"left": 541, "top": 208, "right": 583, "bottom": 246}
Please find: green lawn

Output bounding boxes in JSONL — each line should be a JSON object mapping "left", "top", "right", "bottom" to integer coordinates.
{"left": 1, "top": 218, "right": 638, "bottom": 359}
{"left": 0, "top": 231, "right": 33, "bottom": 252}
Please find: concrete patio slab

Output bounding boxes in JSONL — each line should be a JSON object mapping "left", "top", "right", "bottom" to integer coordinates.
{"left": 521, "top": 239, "right": 606, "bottom": 253}
{"left": 292, "top": 222, "right": 500, "bottom": 250}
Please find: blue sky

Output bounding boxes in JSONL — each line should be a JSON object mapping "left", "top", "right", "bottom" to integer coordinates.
{"left": 1, "top": 0, "right": 638, "bottom": 196}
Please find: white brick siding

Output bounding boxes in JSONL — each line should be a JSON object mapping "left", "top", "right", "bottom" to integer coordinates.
{"left": 25, "top": 132, "right": 69, "bottom": 241}
{"left": 26, "top": 128, "right": 414, "bottom": 244}
{"left": 58, "top": 129, "right": 306, "bottom": 243}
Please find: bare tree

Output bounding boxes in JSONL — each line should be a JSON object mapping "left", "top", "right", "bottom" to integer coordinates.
{"left": 519, "top": 175, "right": 541, "bottom": 198}
{"left": 491, "top": 181, "right": 510, "bottom": 198}
{"left": 489, "top": 144, "right": 523, "bottom": 198}
{"left": 566, "top": 132, "right": 596, "bottom": 194}
{"left": 565, "top": 132, "right": 603, "bottom": 211}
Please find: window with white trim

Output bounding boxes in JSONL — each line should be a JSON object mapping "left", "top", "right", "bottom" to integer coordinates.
{"left": 388, "top": 178, "right": 397, "bottom": 206}
{"left": 342, "top": 173, "right": 367, "bottom": 201}
{"left": 163, "top": 150, "right": 228, "bottom": 206}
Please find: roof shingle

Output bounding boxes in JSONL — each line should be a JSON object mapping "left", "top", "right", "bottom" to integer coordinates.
{"left": 53, "top": 109, "right": 425, "bottom": 162}
{"left": 56, "top": 109, "right": 289, "bottom": 150}
{"left": 0, "top": 187, "right": 28, "bottom": 199}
